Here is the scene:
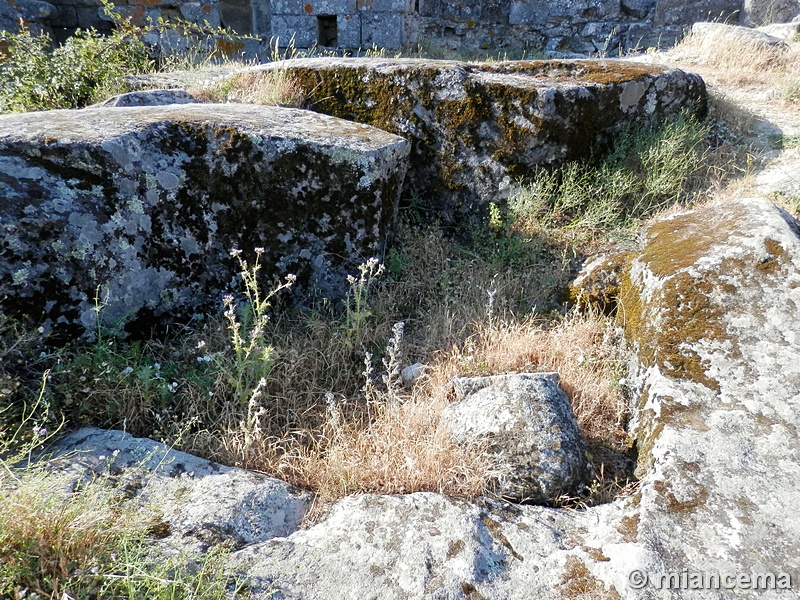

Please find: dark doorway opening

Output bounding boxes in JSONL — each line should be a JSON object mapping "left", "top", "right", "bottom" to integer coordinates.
{"left": 317, "top": 15, "right": 338, "bottom": 47}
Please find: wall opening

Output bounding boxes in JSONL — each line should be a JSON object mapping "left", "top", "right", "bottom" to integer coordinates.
{"left": 317, "top": 15, "right": 338, "bottom": 46}
{"left": 219, "top": 0, "right": 253, "bottom": 35}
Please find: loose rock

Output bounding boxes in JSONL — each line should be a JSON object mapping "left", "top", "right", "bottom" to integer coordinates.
{"left": 446, "top": 373, "right": 592, "bottom": 503}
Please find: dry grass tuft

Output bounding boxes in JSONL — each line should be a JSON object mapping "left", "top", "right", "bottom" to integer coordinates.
{"left": 0, "top": 470, "right": 138, "bottom": 598}
{"left": 190, "top": 69, "right": 305, "bottom": 107}
{"left": 669, "top": 32, "right": 800, "bottom": 109}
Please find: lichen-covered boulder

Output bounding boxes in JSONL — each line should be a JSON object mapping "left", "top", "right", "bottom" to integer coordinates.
{"left": 445, "top": 373, "right": 592, "bottom": 503}
{"left": 0, "top": 104, "right": 409, "bottom": 336}
{"left": 570, "top": 196, "right": 800, "bottom": 593}
{"left": 42, "top": 427, "right": 311, "bottom": 549}
{"left": 248, "top": 57, "right": 707, "bottom": 222}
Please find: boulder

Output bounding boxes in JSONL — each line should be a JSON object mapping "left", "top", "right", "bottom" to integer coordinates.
{"left": 742, "top": 0, "right": 800, "bottom": 26}
{"left": 0, "top": 0, "right": 56, "bottom": 33}
{"left": 247, "top": 58, "right": 707, "bottom": 222}
{"left": 0, "top": 104, "right": 410, "bottom": 336}
{"left": 42, "top": 427, "right": 311, "bottom": 549}
{"left": 91, "top": 89, "right": 200, "bottom": 107}
{"left": 445, "top": 373, "right": 592, "bottom": 503}
{"left": 691, "top": 21, "right": 789, "bottom": 49}
{"left": 756, "top": 17, "right": 800, "bottom": 39}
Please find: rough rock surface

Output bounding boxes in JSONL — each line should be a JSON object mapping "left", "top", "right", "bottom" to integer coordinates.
{"left": 91, "top": 89, "right": 199, "bottom": 107}
{"left": 445, "top": 373, "right": 591, "bottom": 503}
{"left": 0, "top": 104, "right": 409, "bottom": 335}
{"left": 691, "top": 21, "right": 789, "bottom": 49}
{"left": 743, "top": 0, "right": 800, "bottom": 27}
{"left": 43, "top": 428, "right": 311, "bottom": 549}
{"left": 44, "top": 208, "right": 800, "bottom": 600}
{"left": 249, "top": 57, "right": 707, "bottom": 222}
{"left": 0, "top": 0, "right": 56, "bottom": 34}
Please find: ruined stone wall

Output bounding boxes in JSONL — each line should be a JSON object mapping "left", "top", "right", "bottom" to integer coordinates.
{"left": 416, "top": 0, "right": 745, "bottom": 56}
{"left": 3, "top": 0, "right": 797, "bottom": 54}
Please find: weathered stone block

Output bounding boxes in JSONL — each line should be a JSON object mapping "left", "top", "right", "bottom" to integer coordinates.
{"left": 273, "top": 0, "right": 356, "bottom": 15}
{"left": 45, "top": 428, "right": 312, "bottom": 547}
{"left": 91, "top": 89, "right": 199, "bottom": 107}
{"left": 742, "top": 0, "right": 800, "bottom": 26}
{"left": 251, "top": 58, "right": 706, "bottom": 223}
{"left": 179, "top": 1, "right": 221, "bottom": 27}
{"left": 356, "top": 0, "right": 413, "bottom": 12}
{"left": 337, "top": 11, "right": 361, "bottom": 46}
{"left": 0, "top": 104, "right": 409, "bottom": 336}
{"left": 271, "top": 13, "right": 317, "bottom": 45}
{"left": 446, "top": 373, "right": 591, "bottom": 503}
{"left": 360, "top": 11, "right": 407, "bottom": 46}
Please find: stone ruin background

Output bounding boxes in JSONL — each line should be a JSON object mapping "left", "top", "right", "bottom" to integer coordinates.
{"left": 3, "top": 0, "right": 799, "bottom": 55}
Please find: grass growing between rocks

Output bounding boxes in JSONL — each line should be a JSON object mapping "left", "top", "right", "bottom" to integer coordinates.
{"left": 0, "top": 38, "right": 765, "bottom": 588}
{"left": 0, "top": 412, "right": 246, "bottom": 599}
{"left": 664, "top": 30, "right": 800, "bottom": 110}
{"left": 1, "top": 109, "right": 740, "bottom": 517}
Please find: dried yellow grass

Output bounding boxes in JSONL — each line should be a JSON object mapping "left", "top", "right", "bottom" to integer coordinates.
{"left": 190, "top": 70, "right": 305, "bottom": 107}
{"left": 669, "top": 32, "right": 800, "bottom": 109}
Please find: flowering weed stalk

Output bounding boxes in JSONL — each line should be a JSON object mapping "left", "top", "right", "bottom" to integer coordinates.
{"left": 219, "top": 248, "right": 295, "bottom": 406}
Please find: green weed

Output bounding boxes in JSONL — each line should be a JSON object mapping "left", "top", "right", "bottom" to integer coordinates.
{"left": 510, "top": 113, "right": 711, "bottom": 232}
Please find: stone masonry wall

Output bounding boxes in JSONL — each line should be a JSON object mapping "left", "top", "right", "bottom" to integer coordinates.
{"left": 3, "top": 0, "right": 798, "bottom": 55}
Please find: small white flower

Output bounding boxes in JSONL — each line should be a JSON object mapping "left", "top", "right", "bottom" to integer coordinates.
{"left": 230, "top": 248, "right": 242, "bottom": 258}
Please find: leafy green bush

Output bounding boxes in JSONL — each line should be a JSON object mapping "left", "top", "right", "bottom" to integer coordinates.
{"left": 510, "top": 113, "right": 711, "bottom": 231}
{"left": 0, "top": 24, "right": 152, "bottom": 113}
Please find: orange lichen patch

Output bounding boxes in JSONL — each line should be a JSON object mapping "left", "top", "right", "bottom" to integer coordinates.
{"left": 559, "top": 556, "right": 623, "bottom": 600}
{"left": 617, "top": 513, "right": 639, "bottom": 542}
{"left": 481, "top": 60, "right": 671, "bottom": 86}
{"left": 653, "top": 479, "right": 709, "bottom": 514}
{"left": 215, "top": 38, "right": 245, "bottom": 58}
{"left": 202, "top": 3, "right": 212, "bottom": 12}
{"left": 304, "top": 4, "right": 313, "bottom": 13}
{"left": 757, "top": 238, "right": 788, "bottom": 275}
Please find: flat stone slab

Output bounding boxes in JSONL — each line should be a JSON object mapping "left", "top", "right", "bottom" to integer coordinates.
{"left": 0, "top": 104, "right": 410, "bottom": 335}
{"left": 42, "top": 427, "right": 311, "bottom": 549}
{"left": 248, "top": 57, "right": 707, "bottom": 222}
